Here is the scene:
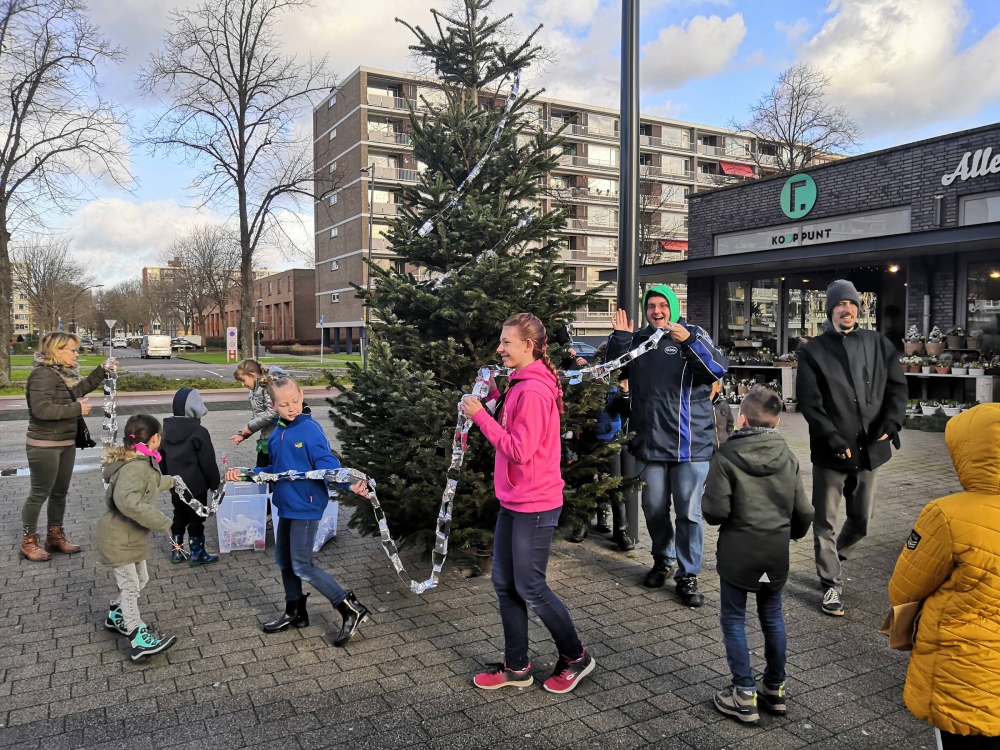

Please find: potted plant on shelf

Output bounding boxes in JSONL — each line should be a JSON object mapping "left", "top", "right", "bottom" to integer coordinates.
{"left": 941, "top": 400, "right": 962, "bottom": 417}
{"left": 945, "top": 326, "right": 965, "bottom": 350}
{"left": 920, "top": 400, "right": 941, "bottom": 416}
{"left": 903, "top": 325, "right": 925, "bottom": 356}
{"left": 920, "top": 357, "right": 932, "bottom": 374}
{"left": 783, "top": 397, "right": 797, "bottom": 413}
{"left": 925, "top": 326, "right": 945, "bottom": 357}
{"left": 775, "top": 352, "right": 797, "bottom": 367}
{"left": 968, "top": 360, "right": 985, "bottom": 377}
{"left": 906, "top": 399, "right": 921, "bottom": 416}
{"left": 967, "top": 329, "right": 984, "bottom": 350}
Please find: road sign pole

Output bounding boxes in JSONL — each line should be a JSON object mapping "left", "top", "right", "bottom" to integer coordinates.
{"left": 319, "top": 315, "right": 324, "bottom": 364}
{"left": 105, "top": 319, "right": 117, "bottom": 360}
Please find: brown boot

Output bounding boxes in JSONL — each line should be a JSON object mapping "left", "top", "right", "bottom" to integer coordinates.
{"left": 20, "top": 533, "right": 51, "bottom": 562}
{"left": 45, "top": 526, "right": 81, "bottom": 554}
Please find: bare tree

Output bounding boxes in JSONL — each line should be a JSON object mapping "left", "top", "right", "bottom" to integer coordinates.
{"left": 174, "top": 224, "right": 242, "bottom": 337}
{"left": 103, "top": 278, "right": 155, "bottom": 338}
{"left": 730, "top": 63, "right": 862, "bottom": 174}
{"left": 138, "top": 0, "right": 337, "bottom": 358}
{"left": 638, "top": 167, "right": 687, "bottom": 266}
{"left": 11, "top": 237, "right": 96, "bottom": 334}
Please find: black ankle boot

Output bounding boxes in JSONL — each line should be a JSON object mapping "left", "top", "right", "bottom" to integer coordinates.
{"left": 333, "top": 591, "right": 370, "bottom": 647}
{"left": 263, "top": 593, "right": 309, "bottom": 633}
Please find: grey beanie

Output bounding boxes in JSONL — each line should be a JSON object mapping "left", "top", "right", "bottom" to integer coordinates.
{"left": 826, "top": 279, "right": 861, "bottom": 317}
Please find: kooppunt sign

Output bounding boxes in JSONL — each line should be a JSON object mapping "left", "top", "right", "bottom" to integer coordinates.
{"left": 941, "top": 147, "right": 1000, "bottom": 186}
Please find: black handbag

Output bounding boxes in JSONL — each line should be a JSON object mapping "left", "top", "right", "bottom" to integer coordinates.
{"left": 76, "top": 416, "right": 96, "bottom": 450}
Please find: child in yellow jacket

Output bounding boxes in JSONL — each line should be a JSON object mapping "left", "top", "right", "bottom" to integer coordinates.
{"left": 888, "top": 403, "right": 1000, "bottom": 746}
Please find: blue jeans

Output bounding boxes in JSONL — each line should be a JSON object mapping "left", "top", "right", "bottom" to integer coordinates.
{"left": 275, "top": 517, "right": 346, "bottom": 606}
{"left": 634, "top": 458, "right": 709, "bottom": 577}
{"left": 492, "top": 507, "right": 583, "bottom": 671}
{"left": 719, "top": 580, "right": 787, "bottom": 690}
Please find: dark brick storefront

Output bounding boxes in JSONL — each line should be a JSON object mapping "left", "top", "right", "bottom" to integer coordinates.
{"left": 603, "top": 122, "right": 1000, "bottom": 403}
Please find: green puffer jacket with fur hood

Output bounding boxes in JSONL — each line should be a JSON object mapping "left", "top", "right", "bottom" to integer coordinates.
{"left": 96, "top": 447, "right": 173, "bottom": 567}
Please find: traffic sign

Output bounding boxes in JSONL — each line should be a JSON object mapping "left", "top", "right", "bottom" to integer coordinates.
{"left": 105, "top": 319, "right": 116, "bottom": 330}
{"left": 226, "top": 327, "right": 238, "bottom": 362}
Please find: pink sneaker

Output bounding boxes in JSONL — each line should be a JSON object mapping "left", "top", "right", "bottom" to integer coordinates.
{"left": 543, "top": 649, "right": 596, "bottom": 694}
{"left": 473, "top": 662, "right": 533, "bottom": 690}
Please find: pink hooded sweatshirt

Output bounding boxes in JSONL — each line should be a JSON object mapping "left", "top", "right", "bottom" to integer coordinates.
{"left": 471, "top": 358, "right": 565, "bottom": 513}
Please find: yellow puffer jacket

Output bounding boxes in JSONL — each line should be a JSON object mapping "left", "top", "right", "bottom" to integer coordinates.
{"left": 888, "top": 402, "right": 1000, "bottom": 736}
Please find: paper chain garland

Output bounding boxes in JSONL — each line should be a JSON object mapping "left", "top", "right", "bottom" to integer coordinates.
{"left": 416, "top": 70, "right": 523, "bottom": 240}
{"left": 230, "top": 327, "right": 667, "bottom": 595}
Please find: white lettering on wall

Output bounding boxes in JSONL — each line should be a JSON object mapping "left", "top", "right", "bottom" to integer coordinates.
{"left": 941, "top": 147, "right": 1000, "bottom": 186}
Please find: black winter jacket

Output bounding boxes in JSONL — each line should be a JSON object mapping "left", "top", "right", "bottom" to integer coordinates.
{"left": 796, "top": 326, "right": 908, "bottom": 473}
{"left": 606, "top": 320, "right": 728, "bottom": 463}
{"left": 703, "top": 428, "right": 813, "bottom": 591}
{"left": 160, "top": 417, "right": 221, "bottom": 501}
{"left": 26, "top": 365, "right": 105, "bottom": 444}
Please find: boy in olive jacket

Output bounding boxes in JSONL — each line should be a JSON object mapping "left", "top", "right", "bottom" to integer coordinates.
{"left": 703, "top": 386, "right": 814, "bottom": 724}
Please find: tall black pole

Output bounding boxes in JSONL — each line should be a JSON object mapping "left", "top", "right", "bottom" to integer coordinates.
{"left": 618, "top": 0, "right": 641, "bottom": 545}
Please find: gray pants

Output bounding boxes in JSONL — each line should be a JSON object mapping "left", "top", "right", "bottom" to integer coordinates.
{"left": 112, "top": 561, "right": 149, "bottom": 634}
{"left": 22, "top": 444, "right": 76, "bottom": 535}
{"left": 812, "top": 464, "right": 879, "bottom": 592}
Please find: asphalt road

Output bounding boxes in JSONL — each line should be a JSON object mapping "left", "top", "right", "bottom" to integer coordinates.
{"left": 91, "top": 347, "right": 328, "bottom": 382}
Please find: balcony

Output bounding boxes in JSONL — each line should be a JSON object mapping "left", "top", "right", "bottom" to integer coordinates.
{"left": 640, "top": 164, "right": 695, "bottom": 181}
{"left": 370, "top": 236, "right": 393, "bottom": 252}
{"left": 372, "top": 166, "right": 419, "bottom": 183}
{"left": 571, "top": 279, "right": 613, "bottom": 292}
{"left": 564, "top": 217, "right": 619, "bottom": 233}
{"left": 756, "top": 153, "right": 778, "bottom": 167}
{"left": 696, "top": 172, "right": 743, "bottom": 186}
{"left": 367, "top": 94, "right": 421, "bottom": 112}
{"left": 552, "top": 186, "right": 620, "bottom": 203}
{"left": 547, "top": 120, "right": 619, "bottom": 142}
{"left": 560, "top": 247, "right": 618, "bottom": 263}
{"left": 371, "top": 202, "right": 401, "bottom": 217}
{"left": 698, "top": 144, "right": 727, "bottom": 157}
{"left": 556, "top": 154, "right": 619, "bottom": 173}
{"left": 368, "top": 130, "right": 412, "bottom": 146}
{"left": 640, "top": 134, "right": 692, "bottom": 151}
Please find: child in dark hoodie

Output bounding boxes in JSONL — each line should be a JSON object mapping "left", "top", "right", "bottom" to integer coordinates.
{"left": 160, "top": 388, "right": 221, "bottom": 565}
{"left": 703, "top": 386, "right": 814, "bottom": 725}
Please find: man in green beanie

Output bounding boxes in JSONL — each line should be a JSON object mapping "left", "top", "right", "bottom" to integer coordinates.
{"left": 797, "top": 279, "right": 907, "bottom": 617}
{"left": 607, "top": 285, "right": 728, "bottom": 606}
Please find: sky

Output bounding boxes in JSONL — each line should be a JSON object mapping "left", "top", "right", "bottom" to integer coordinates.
{"left": 50, "top": 0, "right": 1000, "bottom": 283}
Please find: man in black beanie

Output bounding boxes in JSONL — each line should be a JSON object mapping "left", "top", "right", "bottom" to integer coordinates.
{"left": 796, "top": 280, "right": 907, "bottom": 616}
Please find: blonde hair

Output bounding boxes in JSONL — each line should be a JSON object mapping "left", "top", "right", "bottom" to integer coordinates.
{"left": 265, "top": 375, "right": 301, "bottom": 399}
{"left": 38, "top": 332, "right": 81, "bottom": 365}
{"left": 234, "top": 359, "right": 271, "bottom": 386}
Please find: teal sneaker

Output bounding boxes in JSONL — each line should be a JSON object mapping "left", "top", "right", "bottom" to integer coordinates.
{"left": 128, "top": 625, "right": 177, "bottom": 661}
{"left": 104, "top": 605, "right": 128, "bottom": 635}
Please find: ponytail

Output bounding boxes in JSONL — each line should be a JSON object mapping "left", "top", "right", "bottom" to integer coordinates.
{"left": 503, "top": 312, "right": 564, "bottom": 414}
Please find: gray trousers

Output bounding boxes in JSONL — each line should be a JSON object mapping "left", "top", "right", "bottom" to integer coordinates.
{"left": 22, "top": 444, "right": 76, "bottom": 535}
{"left": 112, "top": 561, "right": 149, "bottom": 634}
{"left": 812, "top": 464, "right": 879, "bottom": 592}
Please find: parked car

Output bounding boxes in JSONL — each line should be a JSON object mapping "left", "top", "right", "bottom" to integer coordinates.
{"left": 171, "top": 337, "right": 201, "bottom": 351}
{"left": 112, "top": 337, "right": 127, "bottom": 348}
{"left": 103, "top": 338, "right": 110, "bottom": 347}
{"left": 140, "top": 335, "right": 172, "bottom": 359}
{"left": 570, "top": 341, "right": 599, "bottom": 363}
{"left": 79, "top": 338, "right": 96, "bottom": 353}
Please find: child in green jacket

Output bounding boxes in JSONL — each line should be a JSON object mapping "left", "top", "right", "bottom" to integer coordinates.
{"left": 98, "top": 415, "right": 177, "bottom": 661}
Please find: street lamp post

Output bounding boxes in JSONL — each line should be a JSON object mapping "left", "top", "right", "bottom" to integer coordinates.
{"left": 255, "top": 298, "right": 263, "bottom": 358}
{"left": 360, "top": 164, "right": 376, "bottom": 371}
{"left": 617, "top": 0, "right": 641, "bottom": 545}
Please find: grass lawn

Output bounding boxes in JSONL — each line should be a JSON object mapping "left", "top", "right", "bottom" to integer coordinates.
{"left": 179, "top": 352, "right": 361, "bottom": 366}
{"left": 11, "top": 355, "right": 109, "bottom": 368}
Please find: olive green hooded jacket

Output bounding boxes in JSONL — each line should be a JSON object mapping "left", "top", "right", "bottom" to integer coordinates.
{"left": 96, "top": 448, "right": 173, "bottom": 566}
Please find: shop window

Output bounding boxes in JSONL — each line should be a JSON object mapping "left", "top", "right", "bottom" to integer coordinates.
{"left": 750, "top": 279, "right": 780, "bottom": 352}
{"left": 717, "top": 281, "right": 746, "bottom": 349}
{"left": 967, "top": 262, "right": 1000, "bottom": 352}
{"left": 960, "top": 192, "right": 1000, "bottom": 226}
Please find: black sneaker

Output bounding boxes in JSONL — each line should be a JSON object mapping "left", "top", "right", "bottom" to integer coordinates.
{"left": 822, "top": 587, "right": 845, "bottom": 616}
{"left": 713, "top": 685, "right": 759, "bottom": 723}
{"left": 643, "top": 560, "right": 672, "bottom": 588}
{"left": 676, "top": 574, "right": 705, "bottom": 607}
{"left": 757, "top": 680, "right": 787, "bottom": 715}
{"left": 566, "top": 526, "right": 588, "bottom": 543}
{"left": 613, "top": 527, "right": 635, "bottom": 552}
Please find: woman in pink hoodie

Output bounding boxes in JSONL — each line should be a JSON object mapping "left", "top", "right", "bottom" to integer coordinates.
{"left": 461, "top": 313, "right": 595, "bottom": 694}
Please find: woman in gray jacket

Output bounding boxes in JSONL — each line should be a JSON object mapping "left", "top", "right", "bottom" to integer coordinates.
{"left": 22, "top": 332, "right": 115, "bottom": 561}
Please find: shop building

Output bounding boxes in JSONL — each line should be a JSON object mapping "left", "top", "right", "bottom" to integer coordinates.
{"left": 613, "top": 123, "right": 1000, "bottom": 404}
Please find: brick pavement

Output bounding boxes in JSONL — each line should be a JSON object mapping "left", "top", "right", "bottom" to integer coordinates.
{"left": 0, "top": 404, "right": 959, "bottom": 749}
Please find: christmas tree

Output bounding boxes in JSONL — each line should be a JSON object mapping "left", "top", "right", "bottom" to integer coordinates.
{"left": 328, "top": 0, "right": 630, "bottom": 553}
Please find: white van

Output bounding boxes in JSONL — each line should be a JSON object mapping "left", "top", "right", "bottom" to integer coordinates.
{"left": 140, "top": 335, "right": 172, "bottom": 359}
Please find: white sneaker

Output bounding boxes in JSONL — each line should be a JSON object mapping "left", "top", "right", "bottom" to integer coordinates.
{"left": 822, "top": 587, "right": 845, "bottom": 616}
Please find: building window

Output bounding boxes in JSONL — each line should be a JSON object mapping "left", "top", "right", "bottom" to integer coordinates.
{"left": 967, "top": 262, "right": 1000, "bottom": 352}
{"left": 329, "top": 192, "right": 338, "bottom": 205}
{"left": 960, "top": 191, "right": 1000, "bottom": 226}
{"left": 328, "top": 94, "right": 337, "bottom": 107}
{"left": 277, "top": 279, "right": 281, "bottom": 294}
{"left": 328, "top": 128, "right": 337, "bottom": 141}
{"left": 331, "top": 293, "right": 340, "bottom": 303}
{"left": 329, "top": 161, "right": 337, "bottom": 173}
{"left": 330, "top": 227, "right": 338, "bottom": 238}
{"left": 331, "top": 260, "right": 339, "bottom": 270}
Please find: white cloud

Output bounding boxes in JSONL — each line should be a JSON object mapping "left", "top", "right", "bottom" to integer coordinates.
{"left": 775, "top": 17, "right": 810, "bottom": 44}
{"left": 642, "top": 14, "right": 747, "bottom": 91}
{"left": 799, "top": 0, "right": 1000, "bottom": 134}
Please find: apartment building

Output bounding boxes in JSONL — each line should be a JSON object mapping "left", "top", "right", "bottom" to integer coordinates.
{"left": 10, "top": 262, "right": 33, "bottom": 338}
{"left": 195, "top": 268, "right": 316, "bottom": 343}
{"left": 314, "top": 65, "right": 782, "bottom": 345}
